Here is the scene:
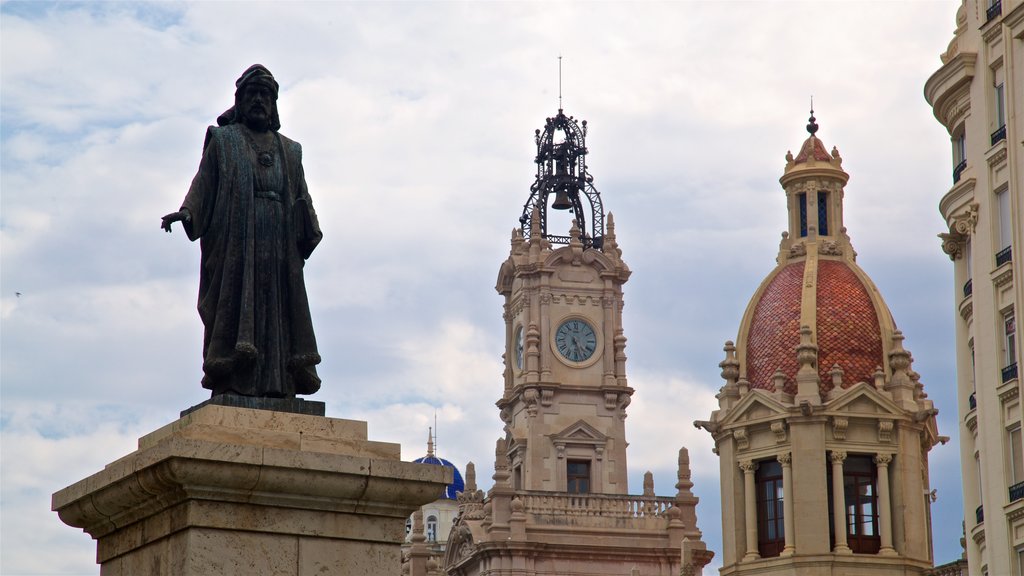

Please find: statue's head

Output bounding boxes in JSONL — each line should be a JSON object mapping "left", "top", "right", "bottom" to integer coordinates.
{"left": 218, "top": 64, "right": 281, "bottom": 131}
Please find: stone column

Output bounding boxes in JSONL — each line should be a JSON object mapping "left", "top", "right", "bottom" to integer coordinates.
{"left": 778, "top": 453, "right": 795, "bottom": 556}
{"left": 739, "top": 460, "right": 760, "bottom": 561}
{"left": 830, "top": 451, "right": 851, "bottom": 554}
{"left": 874, "top": 454, "right": 897, "bottom": 556}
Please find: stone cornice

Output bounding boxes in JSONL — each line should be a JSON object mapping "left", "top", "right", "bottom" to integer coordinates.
{"left": 939, "top": 178, "right": 977, "bottom": 221}
{"left": 924, "top": 51, "right": 977, "bottom": 128}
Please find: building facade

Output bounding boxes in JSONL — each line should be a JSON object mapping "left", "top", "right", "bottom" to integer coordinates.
{"left": 441, "top": 109, "right": 712, "bottom": 576}
{"left": 925, "top": 1, "right": 1024, "bottom": 574}
{"left": 698, "top": 115, "right": 943, "bottom": 575}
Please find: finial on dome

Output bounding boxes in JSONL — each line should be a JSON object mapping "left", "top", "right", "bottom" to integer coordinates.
{"left": 806, "top": 99, "right": 819, "bottom": 136}
{"left": 427, "top": 427, "right": 435, "bottom": 456}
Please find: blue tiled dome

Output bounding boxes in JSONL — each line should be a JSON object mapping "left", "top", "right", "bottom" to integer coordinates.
{"left": 413, "top": 454, "right": 465, "bottom": 500}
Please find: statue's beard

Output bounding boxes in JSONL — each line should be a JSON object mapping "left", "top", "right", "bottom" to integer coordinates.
{"left": 243, "top": 108, "right": 271, "bottom": 132}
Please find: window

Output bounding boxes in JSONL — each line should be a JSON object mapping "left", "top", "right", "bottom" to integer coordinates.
{"left": 1005, "top": 311, "right": 1017, "bottom": 368}
{"left": 405, "top": 517, "right": 412, "bottom": 537}
{"left": 798, "top": 192, "right": 808, "bottom": 237}
{"left": 426, "top": 515, "right": 438, "bottom": 542}
{"left": 997, "top": 187, "right": 1012, "bottom": 251}
{"left": 1009, "top": 426, "right": 1023, "bottom": 486}
{"left": 992, "top": 67, "right": 1006, "bottom": 143}
{"left": 817, "top": 191, "right": 829, "bottom": 236}
{"left": 567, "top": 460, "right": 590, "bottom": 494}
{"left": 995, "top": 82, "right": 1005, "bottom": 128}
{"left": 756, "top": 460, "right": 785, "bottom": 558}
{"left": 513, "top": 465, "right": 522, "bottom": 491}
{"left": 843, "top": 456, "right": 880, "bottom": 554}
{"left": 953, "top": 130, "right": 967, "bottom": 182}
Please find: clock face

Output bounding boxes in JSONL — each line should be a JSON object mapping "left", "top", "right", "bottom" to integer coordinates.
{"left": 514, "top": 326, "right": 524, "bottom": 369}
{"left": 555, "top": 319, "right": 597, "bottom": 362}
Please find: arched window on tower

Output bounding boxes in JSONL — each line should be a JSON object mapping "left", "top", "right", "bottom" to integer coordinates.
{"left": 798, "top": 193, "right": 808, "bottom": 237}
{"left": 755, "top": 459, "right": 785, "bottom": 557}
{"left": 817, "top": 191, "right": 829, "bottom": 236}
{"left": 426, "top": 515, "right": 438, "bottom": 542}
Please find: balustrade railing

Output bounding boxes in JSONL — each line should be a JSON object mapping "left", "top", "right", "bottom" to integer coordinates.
{"left": 996, "top": 245, "right": 1012, "bottom": 267}
{"left": 991, "top": 124, "right": 1006, "bottom": 146}
{"left": 1002, "top": 362, "right": 1018, "bottom": 383}
{"left": 953, "top": 160, "right": 967, "bottom": 183}
{"left": 986, "top": 0, "right": 1002, "bottom": 22}
{"left": 517, "top": 491, "right": 675, "bottom": 527}
{"left": 1010, "top": 481, "right": 1024, "bottom": 503}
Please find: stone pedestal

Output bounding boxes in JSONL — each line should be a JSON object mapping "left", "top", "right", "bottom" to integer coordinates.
{"left": 52, "top": 405, "right": 452, "bottom": 576}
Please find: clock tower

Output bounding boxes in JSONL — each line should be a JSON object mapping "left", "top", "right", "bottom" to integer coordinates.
{"left": 443, "top": 106, "right": 711, "bottom": 576}
{"left": 495, "top": 108, "right": 633, "bottom": 495}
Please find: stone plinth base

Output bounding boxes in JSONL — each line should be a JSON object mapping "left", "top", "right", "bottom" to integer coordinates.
{"left": 52, "top": 405, "right": 452, "bottom": 576}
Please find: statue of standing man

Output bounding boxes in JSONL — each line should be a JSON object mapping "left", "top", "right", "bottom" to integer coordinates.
{"left": 162, "top": 65, "right": 322, "bottom": 399}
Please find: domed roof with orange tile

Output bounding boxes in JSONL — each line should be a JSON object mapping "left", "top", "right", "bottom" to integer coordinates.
{"left": 735, "top": 112, "right": 899, "bottom": 400}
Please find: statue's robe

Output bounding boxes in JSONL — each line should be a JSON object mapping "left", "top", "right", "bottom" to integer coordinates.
{"left": 180, "top": 124, "right": 322, "bottom": 397}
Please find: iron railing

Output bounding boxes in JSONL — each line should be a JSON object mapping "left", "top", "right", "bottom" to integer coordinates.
{"left": 1002, "top": 362, "right": 1018, "bottom": 383}
{"left": 1010, "top": 481, "right": 1024, "bottom": 503}
{"left": 986, "top": 0, "right": 1002, "bottom": 22}
{"left": 996, "top": 246, "right": 1012, "bottom": 267}
{"left": 991, "top": 124, "right": 1006, "bottom": 146}
{"left": 953, "top": 160, "right": 967, "bottom": 183}
{"left": 963, "top": 278, "right": 973, "bottom": 298}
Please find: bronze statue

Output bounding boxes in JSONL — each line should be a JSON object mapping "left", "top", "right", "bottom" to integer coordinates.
{"left": 162, "top": 65, "right": 322, "bottom": 399}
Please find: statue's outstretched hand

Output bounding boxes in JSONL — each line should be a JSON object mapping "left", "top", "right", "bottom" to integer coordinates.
{"left": 161, "top": 210, "right": 187, "bottom": 232}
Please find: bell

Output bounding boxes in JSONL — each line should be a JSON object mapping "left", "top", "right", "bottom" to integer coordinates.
{"left": 551, "top": 189, "right": 572, "bottom": 210}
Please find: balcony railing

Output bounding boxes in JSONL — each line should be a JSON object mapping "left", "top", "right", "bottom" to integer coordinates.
{"left": 991, "top": 124, "right": 1006, "bottom": 146}
{"left": 1002, "top": 362, "right": 1018, "bottom": 383}
{"left": 996, "top": 245, "right": 1012, "bottom": 267}
{"left": 517, "top": 491, "right": 676, "bottom": 530}
{"left": 976, "top": 504, "right": 984, "bottom": 524}
{"left": 968, "top": 392, "right": 976, "bottom": 410}
{"left": 986, "top": 0, "right": 1002, "bottom": 21}
{"left": 1010, "top": 481, "right": 1024, "bottom": 503}
{"left": 953, "top": 160, "right": 967, "bottom": 183}
{"left": 963, "top": 278, "right": 973, "bottom": 298}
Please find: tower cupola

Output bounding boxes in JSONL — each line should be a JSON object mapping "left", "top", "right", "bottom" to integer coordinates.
{"left": 519, "top": 109, "right": 605, "bottom": 249}
{"left": 780, "top": 110, "right": 850, "bottom": 245}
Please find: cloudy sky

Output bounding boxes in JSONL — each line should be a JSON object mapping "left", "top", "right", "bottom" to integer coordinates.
{"left": 2, "top": 1, "right": 964, "bottom": 574}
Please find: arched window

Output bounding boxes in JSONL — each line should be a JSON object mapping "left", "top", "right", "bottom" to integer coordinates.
{"left": 755, "top": 460, "right": 785, "bottom": 558}
{"left": 817, "top": 191, "right": 829, "bottom": 236}
{"left": 426, "top": 515, "right": 438, "bottom": 542}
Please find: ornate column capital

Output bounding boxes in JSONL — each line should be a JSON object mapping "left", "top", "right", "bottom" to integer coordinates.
{"left": 830, "top": 451, "right": 847, "bottom": 464}
{"left": 777, "top": 452, "right": 792, "bottom": 466}
{"left": 738, "top": 460, "right": 758, "bottom": 473}
{"left": 874, "top": 453, "right": 893, "bottom": 467}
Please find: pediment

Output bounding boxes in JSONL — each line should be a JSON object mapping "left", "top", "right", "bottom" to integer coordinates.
{"left": 825, "top": 382, "right": 903, "bottom": 417}
{"left": 720, "top": 390, "right": 789, "bottom": 426}
{"left": 551, "top": 419, "right": 608, "bottom": 445}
